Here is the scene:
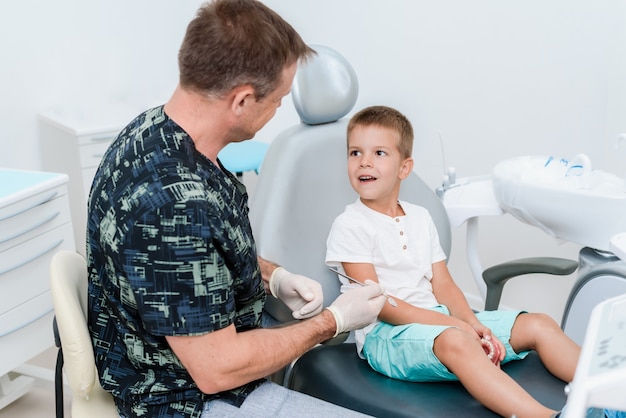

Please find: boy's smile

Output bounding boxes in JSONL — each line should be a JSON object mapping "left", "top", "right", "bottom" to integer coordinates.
{"left": 359, "top": 175, "right": 377, "bottom": 183}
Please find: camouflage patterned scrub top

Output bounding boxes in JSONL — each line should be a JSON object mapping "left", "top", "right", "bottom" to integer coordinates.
{"left": 87, "top": 106, "right": 266, "bottom": 417}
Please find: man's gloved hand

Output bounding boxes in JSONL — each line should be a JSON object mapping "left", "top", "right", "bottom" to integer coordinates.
{"left": 325, "top": 280, "right": 386, "bottom": 337}
{"left": 269, "top": 267, "right": 324, "bottom": 319}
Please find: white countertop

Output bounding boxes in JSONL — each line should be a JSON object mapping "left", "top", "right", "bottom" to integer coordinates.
{"left": 0, "top": 169, "right": 68, "bottom": 208}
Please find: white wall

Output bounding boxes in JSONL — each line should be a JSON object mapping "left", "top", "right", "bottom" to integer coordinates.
{"left": 2, "top": 0, "right": 625, "bottom": 321}
{"left": 0, "top": 0, "right": 204, "bottom": 170}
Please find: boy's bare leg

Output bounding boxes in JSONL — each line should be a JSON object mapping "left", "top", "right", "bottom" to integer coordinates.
{"left": 434, "top": 328, "right": 555, "bottom": 418}
{"left": 509, "top": 313, "right": 580, "bottom": 382}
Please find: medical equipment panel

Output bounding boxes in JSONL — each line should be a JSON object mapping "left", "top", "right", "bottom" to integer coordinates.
{"left": 562, "top": 293, "right": 626, "bottom": 417}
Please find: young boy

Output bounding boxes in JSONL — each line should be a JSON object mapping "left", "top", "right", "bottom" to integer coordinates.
{"left": 325, "top": 105, "right": 623, "bottom": 418}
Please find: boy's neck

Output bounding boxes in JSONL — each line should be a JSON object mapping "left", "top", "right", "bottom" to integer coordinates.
{"left": 360, "top": 198, "right": 405, "bottom": 218}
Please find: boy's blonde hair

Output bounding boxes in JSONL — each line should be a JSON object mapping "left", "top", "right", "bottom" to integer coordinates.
{"left": 347, "top": 105, "right": 413, "bottom": 159}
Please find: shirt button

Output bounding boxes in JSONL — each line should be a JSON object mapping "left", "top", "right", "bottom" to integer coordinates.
{"left": 395, "top": 218, "right": 400, "bottom": 222}
{"left": 400, "top": 231, "right": 404, "bottom": 236}
{"left": 403, "top": 245, "right": 407, "bottom": 250}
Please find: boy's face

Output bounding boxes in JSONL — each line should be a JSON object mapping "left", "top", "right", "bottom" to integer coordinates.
{"left": 347, "top": 124, "right": 413, "bottom": 207}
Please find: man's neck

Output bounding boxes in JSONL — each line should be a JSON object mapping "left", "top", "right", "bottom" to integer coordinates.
{"left": 164, "top": 85, "right": 233, "bottom": 164}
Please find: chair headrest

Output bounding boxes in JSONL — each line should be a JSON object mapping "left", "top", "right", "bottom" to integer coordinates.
{"left": 292, "top": 45, "right": 359, "bottom": 125}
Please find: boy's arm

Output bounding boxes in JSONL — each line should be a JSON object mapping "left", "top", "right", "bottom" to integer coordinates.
{"left": 343, "top": 261, "right": 504, "bottom": 363}
{"left": 431, "top": 260, "right": 506, "bottom": 362}
{"left": 342, "top": 262, "right": 473, "bottom": 331}
{"left": 430, "top": 260, "right": 477, "bottom": 324}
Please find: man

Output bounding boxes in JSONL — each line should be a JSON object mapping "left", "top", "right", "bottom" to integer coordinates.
{"left": 87, "top": 1, "right": 386, "bottom": 417}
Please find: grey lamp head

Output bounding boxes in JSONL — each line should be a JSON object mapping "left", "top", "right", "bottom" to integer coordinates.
{"left": 291, "top": 45, "right": 359, "bottom": 125}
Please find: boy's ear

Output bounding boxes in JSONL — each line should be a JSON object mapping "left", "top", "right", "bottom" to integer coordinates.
{"left": 399, "top": 157, "right": 414, "bottom": 180}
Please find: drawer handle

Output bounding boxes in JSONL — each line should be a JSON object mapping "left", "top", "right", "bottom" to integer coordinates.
{"left": 0, "top": 211, "right": 60, "bottom": 244}
{"left": 91, "top": 153, "right": 106, "bottom": 159}
{"left": 0, "top": 191, "right": 58, "bottom": 221}
{"left": 0, "top": 305, "right": 53, "bottom": 337}
{"left": 0, "top": 238, "right": 64, "bottom": 275}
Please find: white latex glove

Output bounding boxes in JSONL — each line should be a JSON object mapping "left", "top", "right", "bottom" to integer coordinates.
{"left": 325, "top": 280, "right": 386, "bottom": 337}
{"left": 269, "top": 267, "right": 324, "bottom": 319}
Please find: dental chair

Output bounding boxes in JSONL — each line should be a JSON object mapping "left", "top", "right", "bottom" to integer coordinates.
{"left": 249, "top": 45, "right": 578, "bottom": 417}
{"left": 50, "top": 250, "right": 118, "bottom": 418}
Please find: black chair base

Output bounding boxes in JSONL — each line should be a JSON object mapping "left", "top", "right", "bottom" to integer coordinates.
{"left": 288, "top": 343, "right": 567, "bottom": 417}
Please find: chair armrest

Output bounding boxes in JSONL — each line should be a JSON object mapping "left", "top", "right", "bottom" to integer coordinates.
{"left": 482, "top": 257, "right": 578, "bottom": 310}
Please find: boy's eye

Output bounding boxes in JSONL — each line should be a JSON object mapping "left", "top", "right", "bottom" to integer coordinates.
{"left": 349, "top": 150, "right": 361, "bottom": 157}
{"left": 376, "top": 150, "right": 387, "bottom": 156}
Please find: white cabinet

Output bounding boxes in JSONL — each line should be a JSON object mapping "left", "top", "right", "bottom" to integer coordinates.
{"left": 39, "top": 106, "right": 140, "bottom": 254}
{"left": 0, "top": 169, "right": 74, "bottom": 408}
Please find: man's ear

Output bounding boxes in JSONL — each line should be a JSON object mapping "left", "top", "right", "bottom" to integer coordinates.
{"left": 230, "top": 85, "right": 256, "bottom": 115}
{"left": 399, "top": 157, "right": 414, "bottom": 180}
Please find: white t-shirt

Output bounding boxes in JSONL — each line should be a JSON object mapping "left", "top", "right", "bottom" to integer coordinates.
{"left": 325, "top": 198, "right": 447, "bottom": 353}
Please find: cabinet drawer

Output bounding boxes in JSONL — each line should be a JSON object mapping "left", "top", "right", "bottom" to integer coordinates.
{"left": 0, "top": 183, "right": 67, "bottom": 221}
{"left": 79, "top": 140, "right": 111, "bottom": 169}
{"left": 0, "top": 310, "right": 55, "bottom": 376}
{"left": 0, "top": 291, "right": 53, "bottom": 337}
{"left": 0, "top": 223, "right": 73, "bottom": 317}
{"left": 0, "top": 194, "right": 71, "bottom": 252}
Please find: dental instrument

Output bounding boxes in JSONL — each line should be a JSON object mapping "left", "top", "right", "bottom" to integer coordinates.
{"left": 328, "top": 268, "right": 397, "bottom": 307}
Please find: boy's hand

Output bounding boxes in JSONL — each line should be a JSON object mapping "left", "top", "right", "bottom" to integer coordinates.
{"left": 472, "top": 323, "right": 505, "bottom": 366}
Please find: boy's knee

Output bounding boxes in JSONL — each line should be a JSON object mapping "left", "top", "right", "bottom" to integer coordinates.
{"left": 433, "top": 327, "right": 475, "bottom": 359}
{"left": 516, "top": 312, "right": 560, "bottom": 334}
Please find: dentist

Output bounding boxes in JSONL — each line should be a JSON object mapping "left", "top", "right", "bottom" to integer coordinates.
{"left": 86, "top": 1, "right": 386, "bottom": 417}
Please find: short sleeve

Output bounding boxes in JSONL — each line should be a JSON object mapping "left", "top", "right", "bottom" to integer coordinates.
{"left": 326, "top": 209, "right": 376, "bottom": 267}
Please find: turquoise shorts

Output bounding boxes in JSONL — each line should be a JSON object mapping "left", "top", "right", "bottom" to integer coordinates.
{"left": 362, "top": 305, "right": 530, "bottom": 382}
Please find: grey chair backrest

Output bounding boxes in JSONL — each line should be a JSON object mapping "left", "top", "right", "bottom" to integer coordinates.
{"left": 249, "top": 45, "right": 451, "bottom": 321}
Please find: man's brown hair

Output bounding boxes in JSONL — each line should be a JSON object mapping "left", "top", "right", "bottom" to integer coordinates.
{"left": 178, "top": 0, "right": 314, "bottom": 99}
